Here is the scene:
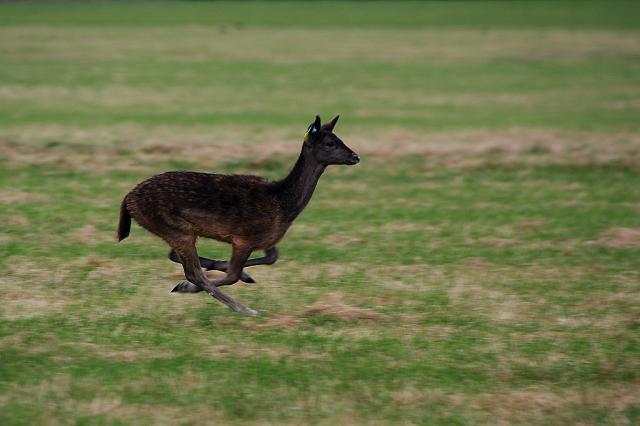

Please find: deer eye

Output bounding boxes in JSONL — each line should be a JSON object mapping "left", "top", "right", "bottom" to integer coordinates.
{"left": 325, "top": 140, "right": 335, "bottom": 148}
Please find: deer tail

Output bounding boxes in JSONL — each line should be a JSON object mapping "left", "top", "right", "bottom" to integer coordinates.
{"left": 117, "top": 198, "right": 132, "bottom": 242}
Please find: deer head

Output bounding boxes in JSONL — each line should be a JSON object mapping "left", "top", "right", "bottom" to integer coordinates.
{"left": 303, "top": 115, "right": 360, "bottom": 166}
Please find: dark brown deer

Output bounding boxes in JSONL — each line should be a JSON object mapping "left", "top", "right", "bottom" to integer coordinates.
{"left": 117, "top": 115, "right": 359, "bottom": 316}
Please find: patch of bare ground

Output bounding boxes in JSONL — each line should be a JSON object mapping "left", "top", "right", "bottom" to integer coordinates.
{"left": 595, "top": 227, "right": 640, "bottom": 248}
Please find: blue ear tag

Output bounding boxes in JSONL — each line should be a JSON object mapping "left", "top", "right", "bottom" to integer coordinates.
{"left": 305, "top": 126, "right": 318, "bottom": 141}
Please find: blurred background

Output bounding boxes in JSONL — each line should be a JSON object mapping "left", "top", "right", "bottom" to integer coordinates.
{"left": 1, "top": 1, "right": 639, "bottom": 424}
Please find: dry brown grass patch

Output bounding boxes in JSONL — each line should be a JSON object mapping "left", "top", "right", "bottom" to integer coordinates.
{"left": 477, "top": 384, "right": 640, "bottom": 423}
{"left": 4, "top": 214, "right": 30, "bottom": 226}
{"left": 245, "top": 314, "right": 301, "bottom": 331}
{"left": 0, "top": 133, "right": 296, "bottom": 174}
{"left": 0, "top": 190, "right": 48, "bottom": 204}
{"left": 68, "top": 224, "right": 114, "bottom": 246}
{"left": 71, "top": 397, "right": 227, "bottom": 426}
{"left": 464, "top": 258, "right": 491, "bottom": 268}
{"left": 392, "top": 386, "right": 451, "bottom": 408}
{"left": 321, "top": 234, "right": 365, "bottom": 247}
{"left": 596, "top": 227, "right": 640, "bottom": 248}
{"left": 475, "top": 237, "right": 516, "bottom": 249}
{"left": 4, "top": 128, "right": 640, "bottom": 175}
{"left": 242, "top": 291, "right": 382, "bottom": 328}
{"left": 1, "top": 256, "right": 75, "bottom": 320}
{"left": 442, "top": 264, "right": 603, "bottom": 324}
{"left": 3, "top": 27, "right": 640, "bottom": 65}
{"left": 75, "top": 342, "right": 175, "bottom": 363}
{"left": 302, "top": 292, "right": 382, "bottom": 322}
{"left": 204, "top": 341, "right": 329, "bottom": 362}
{"left": 352, "top": 128, "right": 640, "bottom": 170}
{"left": 372, "top": 264, "right": 447, "bottom": 293}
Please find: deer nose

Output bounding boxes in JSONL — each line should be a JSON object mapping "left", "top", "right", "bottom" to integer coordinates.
{"left": 351, "top": 153, "right": 360, "bottom": 164}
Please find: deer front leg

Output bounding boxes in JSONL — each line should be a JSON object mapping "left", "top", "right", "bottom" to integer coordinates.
{"left": 169, "top": 249, "right": 256, "bottom": 283}
{"left": 171, "top": 239, "right": 257, "bottom": 316}
{"left": 209, "top": 244, "right": 253, "bottom": 287}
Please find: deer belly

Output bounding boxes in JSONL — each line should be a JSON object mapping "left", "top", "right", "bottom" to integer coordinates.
{"left": 250, "top": 227, "right": 288, "bottom": 249}
{"left": 232, "top": 225, "right": 289, "bottom": 249}
{"left": 187, "top": 209, "right": 289, "bottom": 249}
{"left": 193, "top": 222, "right": 234, "bottom": 243}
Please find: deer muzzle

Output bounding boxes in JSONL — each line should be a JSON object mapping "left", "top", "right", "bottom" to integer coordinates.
{"left": 347, "top": 153, "right": 360, "bottom": 165}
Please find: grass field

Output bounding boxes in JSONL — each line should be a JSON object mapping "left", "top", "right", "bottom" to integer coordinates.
{"left": 1, "top": 1, "right": 640, "bottom": 425}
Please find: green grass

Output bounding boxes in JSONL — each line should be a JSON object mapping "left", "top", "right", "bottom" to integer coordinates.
{"left": 1, "top": 1, "right": 639, "bottom": 29}
{"left": 1, "top": 1, "right": 640, "bottom": 425}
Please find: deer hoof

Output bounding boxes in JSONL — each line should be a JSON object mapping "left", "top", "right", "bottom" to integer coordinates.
{"left": 231, "top": 304, "right": 258, "bottom": 316}
{"left": 241, "top": 272, "right": 256, "bottom": 284}
{"left": 171, "top": 281, "right": 202, "bottom": 293}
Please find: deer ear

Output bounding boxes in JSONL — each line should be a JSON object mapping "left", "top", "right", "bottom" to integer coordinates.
{"left": 305, "top": 115, "right": 322, "bottom": 141}
{"left": 322, "top": 114, "right": 340, "bottom": 132}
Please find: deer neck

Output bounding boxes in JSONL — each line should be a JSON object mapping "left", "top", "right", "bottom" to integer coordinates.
{"left": 278, "top": 147, "right": 326, "bottom": 223}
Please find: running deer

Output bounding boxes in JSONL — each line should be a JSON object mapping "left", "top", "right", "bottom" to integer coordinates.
{"left": 117, "top": 115, "right": 359, "bottom": 315}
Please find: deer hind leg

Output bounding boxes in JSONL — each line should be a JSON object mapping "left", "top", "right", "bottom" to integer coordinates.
{"left": 169, "top": 249, "right": 202, "bottom": 293}
{"left": 233, "top": 246, "right": 278, "bottom": 268}
{"left": 170, "top": 236, "right": 257, "bottom": 316}
{"left": 168, "top": 249, "right": 256, "bottom": 284}
{"left": 181, "top": 246, "right": 279, "bottom": 273}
